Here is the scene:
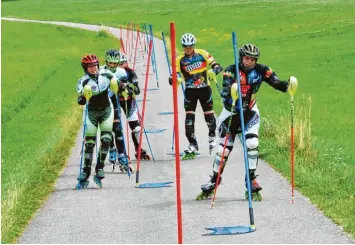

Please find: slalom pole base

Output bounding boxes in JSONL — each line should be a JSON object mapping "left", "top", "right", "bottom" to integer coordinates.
{"left": 144, "top": 128, "right": 167, "bottom": 133}
{"left": 144, "top": 88, "right": 160, "bottom": 91}
{"left": 158, "top": 111, "right": 174, "bottom": 115}
{"left": 204, "top": 225, "right": 255, "bottom": 236}
{"left": 136, "top": 181, "right": 174, "bottom": 188}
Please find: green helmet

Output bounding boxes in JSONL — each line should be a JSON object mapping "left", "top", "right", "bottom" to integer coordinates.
{"left": 105, "top": 49, "right": 120, "bottom": 63}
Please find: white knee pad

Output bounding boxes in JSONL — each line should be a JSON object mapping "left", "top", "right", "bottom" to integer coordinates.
{"left": 246, "top": 137, "right": 258, "bottom": 149}
{"left": 132, "top": 126, "right": 141, "bottom": 139}
{"left": 246, "top": 137, "right": 258, "bottom": 170}
{"left": 213, "top": 145, "right": 231, "bottom": 173}
{"left": 132, "top": 126, "right": 141, "bottom": 133}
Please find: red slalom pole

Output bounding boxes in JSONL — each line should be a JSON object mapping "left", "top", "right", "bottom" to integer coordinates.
{"left": 126, "top": 23, "right": 129, "bottom": 57}
{"left": 133, "top": 24, "right": 140, "bottom": 70}
{"left": 290, "top": 95, "right": 295, "bottom": 203}
{"left": 170, "top": 22, "right": 183, "bottom": 244}
{"left": 135, "top": 39, "right": 153, "bottom": 186}
{"left": 211, "top": 134, "right": 229, "bottom": 208}
{"left": 120, "top": 38, "right": 126, "bottom": 54}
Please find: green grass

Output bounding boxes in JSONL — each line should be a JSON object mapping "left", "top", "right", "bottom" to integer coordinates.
{"left": 2, "top": 0, "right": 355, "bottom": 238}
{"left": 1, "top": 21, "right": 119, "bottom": 243}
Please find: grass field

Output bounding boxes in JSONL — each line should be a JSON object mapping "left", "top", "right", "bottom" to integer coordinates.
{"left": 1, "top": 21, "right": 119, "bottom": 243}
{"left": 2, "top": 0, "right": 355, "bottom": 239}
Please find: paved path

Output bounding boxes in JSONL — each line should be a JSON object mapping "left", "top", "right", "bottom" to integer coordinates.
{"left": 2, "top": 17, "right": 354, "bottom": 244}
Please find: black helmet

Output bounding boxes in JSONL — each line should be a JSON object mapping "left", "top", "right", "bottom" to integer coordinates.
{"left": 239, "top": 44, "right": 260, "bottom": 60}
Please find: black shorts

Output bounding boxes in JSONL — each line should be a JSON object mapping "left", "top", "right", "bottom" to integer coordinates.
{"left": 184, "top": 86, "right": 213, "bottom": 112}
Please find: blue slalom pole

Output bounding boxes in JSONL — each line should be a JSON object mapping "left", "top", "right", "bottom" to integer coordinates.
{"left": 149, "top": 24, "right": 159, "bottom": 88}
{"left": 161, "top": 31, "right": 185, "bottom": 95}
{"left": 133, "top": 99, "right": 156, "bottom": 162}
{"left": 79, "top": 104, "right": 89, "bottom": 177}
{"left": 162, "top": 31, "right": 186, "bottom": 153}
{"left": 232, "top": 32, "right": 255, "bottom": 229}
{"left": 143, "top": 23, "right": 149, "bottom": 53}
{"left": 116, "top": 95, "right": 131, "bottom": 177}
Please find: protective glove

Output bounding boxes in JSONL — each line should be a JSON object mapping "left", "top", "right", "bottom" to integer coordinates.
{"left": 287, "top": 76, "right": 298, "bottom": 96}
{"left": 169, "top": 75, "right": 182, "bottom": 86}
{"left": 211, "top": 63, "right": 223, "bottom": 75}
{"left": 83, "top": 84, "right": 93, "bottom": 100}
{"left": 132, "top": 78, "right": 139, "bottom": 86}
{"left": 119, "top": 81, "right": 127, "bottom": 92}
{"left": 77, "top": 95, "right": 86, "bottom": 105}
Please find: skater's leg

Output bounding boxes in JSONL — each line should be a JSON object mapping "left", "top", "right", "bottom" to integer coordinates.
{"left": 242, "top": 105, "right": 262, "bottom": 200}
{"left": 94, "top": 106, "right": 114, "bottom": 187}
{"left": 184, "top": 88, "right": 198, "bottom": 147}
{"left": 129, "top": 120, "right": 151, "bottom": 160}
{"left": 199, "top": 87, "right": 217, "bottom": 151}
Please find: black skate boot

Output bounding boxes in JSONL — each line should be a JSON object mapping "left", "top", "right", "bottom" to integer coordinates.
{"left": 135, "top": 148, "right": 151, "bottom": 161}
{"left": 196, "top": 172, "right": 222, "bottom": 200}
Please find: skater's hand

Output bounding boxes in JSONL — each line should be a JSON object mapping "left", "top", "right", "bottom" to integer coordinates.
{"left": 83, "top": 84, "right": 93, "bottom": 100}
{"left": 119, "top": 81, "right": 127, "bottom": 92}
{"left": 169, "top": 75, "right": 182, "bottom": 86}
{"left": 168, "top": 76, "right": 173, "bottom": 85}
{"left": 120, "top": 76, "right": 128, "bottom": 84}
{"left": 212, "top": 63, "right": 223, "bottom": 75}
{"left": 287, "top": 76, "right": 298, "bottom": 96}
{"left": 132, "top": 78, "right": 139, "bottom": 86}
{"left": 77, "top": 95, "right": 86, "bottom": 105}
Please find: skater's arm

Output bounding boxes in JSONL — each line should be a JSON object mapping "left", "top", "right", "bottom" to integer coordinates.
{"left": 221, "top": 65, "right": 235, "bottom": 98}
{"left": 259, "top": 64, "right": 288, "bottom": 92}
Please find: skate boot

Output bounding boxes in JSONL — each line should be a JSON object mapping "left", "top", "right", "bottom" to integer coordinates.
{"left": 76, "top": 172, "right": 90, "bottom": 190}
{"left": 109, "top": 148, "right": 117, "bottom": 163}
{"left": 245, "top": 179, "right": 262, "bottom": 201}
{"left": 135, "top": 149, "right": 151, "bottom": 161}
{"left": 93, "top": 169, "right": 105, "bottom": 188}
{"left": 182, "top": 142, "right": 199, "bottom": 160}
{"left": 118, "top": 153, "right": 135, "bottom": 174}
{"left": 196, "top": 173, "right": 221, "bottom": 200}
{"left": 208, "top": 136, "right": 217, "bottom": 155}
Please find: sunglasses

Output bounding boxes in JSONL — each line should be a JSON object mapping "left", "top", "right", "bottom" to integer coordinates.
{"left": 182, "top": 44, "right": 194, "bottom": 48}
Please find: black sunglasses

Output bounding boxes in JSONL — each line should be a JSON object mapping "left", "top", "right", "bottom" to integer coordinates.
{"left": 182, "top": 44, "right": 194, "bottom": 48}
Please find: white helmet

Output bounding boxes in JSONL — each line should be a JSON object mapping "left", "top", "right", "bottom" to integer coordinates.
{"left": 119, "top": 52, "right": 128, "bottom": 63}
{"left": 181, "top": 33, "right": 196, "bottom": 47}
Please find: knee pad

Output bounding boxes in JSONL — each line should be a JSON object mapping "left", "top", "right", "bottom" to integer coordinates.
{"left": 100, "top": 132, "right": 112, "bottom": 149}
{"left": 185, "top": 113, "right": 195, "bottom": 141}
{"left": 204, "top": 113, "right": 216, "bottom": 136}
{"left": 84, "top": 138, "right": 95, "bottom": 167}
{"left": 212, "top": 144, "right": 231, "bottom": 173}
{"left": 131, "top": 125, "right": 141, "bottom": 143}
{"left": 246, "top": 134, "right": 259, "bottom": 170}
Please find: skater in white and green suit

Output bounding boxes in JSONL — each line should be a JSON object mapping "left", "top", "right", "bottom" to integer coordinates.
{"left": 76, "top": 54, "right": 117, "bottom": 188}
